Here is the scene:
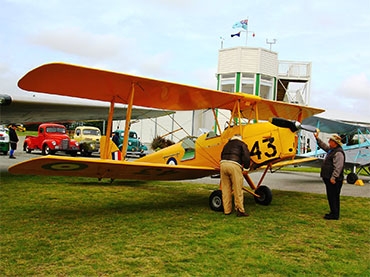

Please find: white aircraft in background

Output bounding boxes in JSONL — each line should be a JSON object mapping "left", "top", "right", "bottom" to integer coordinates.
{"left": 297, "top": 116, "right": 370, "bottom": 184}
{"left": 0, "top": 93, "right": 173, "bottom": 125}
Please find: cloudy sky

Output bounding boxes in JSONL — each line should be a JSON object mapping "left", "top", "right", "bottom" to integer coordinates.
{"left": 1, "top": 0, "right": 369, "bottom": 122}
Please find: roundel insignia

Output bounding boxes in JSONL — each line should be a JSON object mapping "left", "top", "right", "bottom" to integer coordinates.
{"left": 42, "top": 162, "right": 88, "bottom": 171}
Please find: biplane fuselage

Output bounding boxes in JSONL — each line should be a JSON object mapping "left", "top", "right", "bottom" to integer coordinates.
{"left": 137, "top": 122, "right": 297, "bottom": 171}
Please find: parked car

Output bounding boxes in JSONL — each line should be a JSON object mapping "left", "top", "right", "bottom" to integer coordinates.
{"left": 23, "top": 123, "right": 79, "bottom": 156}
{"left": 0, "top": 126, "right": 10, "bottom": 155}
{"left": 113, "top": 129, "right": 148, "bottom": 157}
{"left": 73, "top": 126, "right": 101, "bottom": 156}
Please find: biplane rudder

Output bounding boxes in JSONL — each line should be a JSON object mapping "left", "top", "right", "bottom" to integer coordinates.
{"left": 99, "top": 136, "right": 120, "bottom": 160}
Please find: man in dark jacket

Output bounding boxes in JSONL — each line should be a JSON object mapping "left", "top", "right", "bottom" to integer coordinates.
{"left": 220, "top": 134, "right": 250, "bottom": 217}
{"left": 9, "top": 124, "right": 19, "bottom": 159}
{"left": 112, "top": 130, "right": 120, "bottom": 148}
{"left": 314, "top": 131, "right": 345, "bottom": 220}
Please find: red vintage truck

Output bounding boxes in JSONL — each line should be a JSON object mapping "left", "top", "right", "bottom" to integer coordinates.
{"left": 23, "top": 123, "right": 79, "bottom": 156}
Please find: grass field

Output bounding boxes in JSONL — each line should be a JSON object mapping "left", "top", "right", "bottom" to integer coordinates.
{"left": 1, "top": 172, "right": 369, "bottom": 276}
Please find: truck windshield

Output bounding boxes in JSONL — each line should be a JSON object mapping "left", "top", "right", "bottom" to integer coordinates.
{"left": 83, "top": 129, "right": 101, "bottom": 136}
{"left": 46, "top": 127, "right": 66, "bottom": 134}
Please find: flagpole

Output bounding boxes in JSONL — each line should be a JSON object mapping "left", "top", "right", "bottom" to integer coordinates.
{"left": 246, "top": 24, "right": 248, "bottom": 46}
{"left": 220, "top": 37, "right": 225, "bottom": 49}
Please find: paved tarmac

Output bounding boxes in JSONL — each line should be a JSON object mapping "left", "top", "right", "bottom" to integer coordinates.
{"left": 1, "top": 136, "right": 369, "bottom": 198}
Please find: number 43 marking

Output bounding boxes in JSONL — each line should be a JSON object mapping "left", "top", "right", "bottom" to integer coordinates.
{"left": 250, "top": 137, "right": 277, "bottom": 160}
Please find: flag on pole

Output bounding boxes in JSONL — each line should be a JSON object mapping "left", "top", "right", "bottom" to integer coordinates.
{"left": 231, "top": 31, "right": 241, "bottom": 38}
{"left": 232, "top": 19, "right": 248, "bottom": 30}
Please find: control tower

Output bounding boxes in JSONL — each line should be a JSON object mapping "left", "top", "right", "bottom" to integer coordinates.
{"left": 217, "top": 46, "right": 312, "bottom": 105}
{"left": 193, "top": 46, "right": 312, "bottom": 134}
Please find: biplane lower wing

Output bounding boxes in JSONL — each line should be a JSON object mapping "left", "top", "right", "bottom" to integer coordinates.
{"left": 8, "top": 156, "right": 219, "bottom": 181}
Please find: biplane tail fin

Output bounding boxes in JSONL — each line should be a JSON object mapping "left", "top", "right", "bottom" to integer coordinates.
{"left": 99, "top": 136, "right": 121, "bottom": 160}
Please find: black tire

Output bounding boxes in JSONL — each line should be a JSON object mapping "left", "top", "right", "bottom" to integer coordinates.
{"left": 209, "top": 190, "right": 224, "bottom": 212}
{"left": 254, "top": 185, "right": 272, "bottom": 206}
{"left": 42, "top": 144, "right": 50, "bottom": 155}
{"left": 80, "top": 147, "right": 88, "bottom": 157}
{"left": 346, "top": 173, "right": 358, "bottom": 184}
{"left": 24, "top": 143, "right": 32, "bottom": 153}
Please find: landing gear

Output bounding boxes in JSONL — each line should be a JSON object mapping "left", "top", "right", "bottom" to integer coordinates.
{"left": 209, "top": 185, "right": 272, "bottom": 212}
{"left": 209, "top": 163, "right": 274, "bottom": 211}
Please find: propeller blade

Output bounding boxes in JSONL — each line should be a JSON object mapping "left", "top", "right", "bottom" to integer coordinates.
{"left": 300, "top": 124, "right": 317, "bottom": 133}
{"left": 270, "top": 117, "right": 300, "bottom": 132}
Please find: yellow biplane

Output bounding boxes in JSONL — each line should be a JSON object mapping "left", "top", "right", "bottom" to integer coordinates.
{"left": 9, "top": 63, "right": 324, "bottom": 210}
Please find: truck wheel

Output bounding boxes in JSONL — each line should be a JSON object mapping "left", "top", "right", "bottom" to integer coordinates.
{"left": 42, "top": 145, "right": 51, "bottom": 155}
{"left": 80, "top": 147, "right": 88, "bottom": 156}
{"left": 24, "top": 143, "right": 32, "bottom": 153}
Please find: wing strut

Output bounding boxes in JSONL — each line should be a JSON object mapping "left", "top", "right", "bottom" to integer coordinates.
{"left": 211, "top": 108, "right": 221, "bottom": 135}
{"left": 237, "top": 100, "right": 243, "bottom": 135}
{"left": 120, "top": 83, "right": 135, "bottom": 159}
{"left": 102, "top": 100, "right": 115, "bottom": 159}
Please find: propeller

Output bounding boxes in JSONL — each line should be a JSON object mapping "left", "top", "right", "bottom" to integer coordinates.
{"left": 270, "top": 117, "right": 317, "bottom": 133}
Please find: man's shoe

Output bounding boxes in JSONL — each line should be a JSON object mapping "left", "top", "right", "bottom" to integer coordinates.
{"left": 236, "top": 210, "right": 249, "bottom": 217}
{"left": 324, "top": 214, "right": 339, "bottom": 220}
{"left": 9, "top": 156, "right": 16, "bottom": 159}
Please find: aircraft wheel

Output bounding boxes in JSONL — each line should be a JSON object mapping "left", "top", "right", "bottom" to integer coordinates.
{"left": 254, "top": 185, "right": 272, "bottom": 206}
{"left": 346, "top": 173, "right": 358, "bottom": 184}
{"left": 209, "top": 190, "right": 224, "bottom": 212}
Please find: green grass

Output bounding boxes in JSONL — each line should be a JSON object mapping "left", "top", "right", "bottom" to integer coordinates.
{"left": 1, "top": 173, "right": 369, "bottom": 276}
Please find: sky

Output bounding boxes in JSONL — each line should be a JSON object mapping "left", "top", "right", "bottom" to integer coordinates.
{"left": 1, "top": 0, "right": 369, "bottom": 123}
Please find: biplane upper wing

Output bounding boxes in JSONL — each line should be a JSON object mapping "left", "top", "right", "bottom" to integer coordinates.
{"left": 18, "top": 63, "right": 324, "bottom": 121}
{"left": 0, "top": 94, "right": 173, "bottom": 124}
{"left": 8, "top": 156, "right": 219, "bottom": 181}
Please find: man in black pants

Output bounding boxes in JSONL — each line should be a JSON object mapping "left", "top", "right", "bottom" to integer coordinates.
{"left": 8, "top": 124, "right": 19, "bottom": 159}
{"left": 314, "top": 131, "right": 345, "bottom": 220}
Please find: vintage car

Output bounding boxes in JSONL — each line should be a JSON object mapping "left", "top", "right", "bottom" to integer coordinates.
{"left": 73, "top": 126, "right": 101, "bottom": 156}
{"left": 0, "top": 126, "right": 10, "bottom": 155}
{"left": 113, "top": 129, "right": 148, "bottom": 157}
{"left": 23, "top": 123, "right": 79, "bottom": 156}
